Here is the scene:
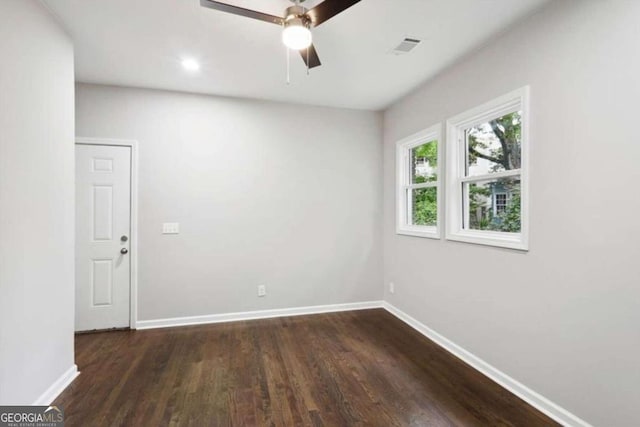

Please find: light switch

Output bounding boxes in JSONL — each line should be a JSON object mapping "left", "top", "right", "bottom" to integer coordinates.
{"left": 162, "top": 223, "right": 180, "bottom": 234}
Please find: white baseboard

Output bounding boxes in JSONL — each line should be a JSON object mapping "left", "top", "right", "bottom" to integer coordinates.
{"left": 32, "top": 364, "right": 79, "bottom": 406}
{"left": 382, "top": 302, "right": 591, "bottom": 427}
{"left": 136, "top": 301, "right": 384, "bottom": 330}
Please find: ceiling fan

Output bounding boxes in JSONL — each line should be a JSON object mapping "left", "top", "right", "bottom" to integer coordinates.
{"left": 200, "top": 0, "right": 362, "bottom": 69}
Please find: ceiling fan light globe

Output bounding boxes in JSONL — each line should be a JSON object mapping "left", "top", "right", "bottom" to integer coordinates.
{"left": 282, "top": 25, "right": 312, "bottom": 50}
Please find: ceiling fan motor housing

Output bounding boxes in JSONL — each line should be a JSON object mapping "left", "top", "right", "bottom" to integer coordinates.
{"left": 284, "top": 5, "right": 311, "bottom": 28}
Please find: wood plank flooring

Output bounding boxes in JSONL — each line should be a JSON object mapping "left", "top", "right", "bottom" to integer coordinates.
{"left": 55, "top": 309, "right": 558, "bottom": 426}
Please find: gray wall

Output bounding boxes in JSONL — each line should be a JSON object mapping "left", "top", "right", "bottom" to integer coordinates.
{"left": 383, "top": 1, "right": 640, "bottom": 426}
{"left": 76, "top": 84, "right": 383, "bottom": 321}
{"left": 0, "top": 0, "right": 75, "bottom": 404}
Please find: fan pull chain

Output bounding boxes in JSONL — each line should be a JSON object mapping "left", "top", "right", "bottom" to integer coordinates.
{"left": 306, "top": 47, "right": 309, "bottom": 76}
{"left": 286, "top": 46, "right": 290, "bottom": 85}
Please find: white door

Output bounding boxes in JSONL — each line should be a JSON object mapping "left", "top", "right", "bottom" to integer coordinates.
{"left": 75, "top": 144, "right": 131, "bottom": 331}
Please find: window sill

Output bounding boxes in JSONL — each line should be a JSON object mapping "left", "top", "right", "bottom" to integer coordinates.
{"left": 397, "top": 226, "right": 440, "bottom": 240}
{"left": 445, "top": 230, "right": 528, "bottom": 251}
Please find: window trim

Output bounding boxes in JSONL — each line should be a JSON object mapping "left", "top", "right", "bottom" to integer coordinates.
{"left": 396, "top": 124, "right": 443, "bottom": 239}
{"left": 445, "top": 87, "right": 530, "bottom": 250}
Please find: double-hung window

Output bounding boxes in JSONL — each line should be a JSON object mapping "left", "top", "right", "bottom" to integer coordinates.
{"left": 445, "top": 87, "right": 529, "bottom": 250}
{"left": 396, "top": 124, "right": 442, "bottom": 239}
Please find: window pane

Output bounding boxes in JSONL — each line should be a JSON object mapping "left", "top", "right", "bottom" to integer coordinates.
{"left": 410, "top": 140, "right": 437, "bottom": 184}
{"left": 466, "top": 111, "right": 521, "bottom": 177}
{"left": 409, "top": 187, "right": 437, "bottom": 226}
{"left": 464, "top": 177, "right": 521, "bottom": 232}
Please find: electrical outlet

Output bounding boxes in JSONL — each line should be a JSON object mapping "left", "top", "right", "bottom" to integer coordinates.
{"left": 389, "top": 282, "right": 395, "bottom": 294}
{"left": 258, "top": 285, "right": 266, "bottom": 297}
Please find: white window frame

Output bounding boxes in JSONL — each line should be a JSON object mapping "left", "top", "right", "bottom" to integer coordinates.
{"left": 396, "top": 124, "right": 442, "bottom": 239}
{"left": 445, "top": 86, "right": 530, "bottom": 250}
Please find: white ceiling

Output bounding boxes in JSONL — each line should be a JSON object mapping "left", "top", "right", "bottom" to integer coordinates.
{"left": 44, "top": 0, "right": 548, "bottom": 110}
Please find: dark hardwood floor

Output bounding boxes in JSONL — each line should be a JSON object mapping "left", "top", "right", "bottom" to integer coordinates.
{"left": 55, "top": 309, "right": 558, "bottom": 426}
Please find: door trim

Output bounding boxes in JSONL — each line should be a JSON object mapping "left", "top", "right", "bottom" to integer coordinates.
{"left": 76, "top": 137, "right": 139, "bottom": 329}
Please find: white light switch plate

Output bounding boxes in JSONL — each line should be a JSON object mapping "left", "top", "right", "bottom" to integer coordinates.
{"left": 162, "top": 222, "right": 180, "bottom": 234}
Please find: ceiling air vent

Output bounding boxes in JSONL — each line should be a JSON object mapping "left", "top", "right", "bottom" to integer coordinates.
{"left": 391, "top": 37, "right": 422, "bottom": 55}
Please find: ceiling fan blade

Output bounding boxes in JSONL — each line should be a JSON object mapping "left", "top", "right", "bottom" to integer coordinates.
{"left": 200, "top": 0, "right": 284, "bottom": 25}
{"left": 306, "top": 0, "right": 361, "bottom": 27}
{"left": 300, "top": 44, "right": 322, "bottom": 69}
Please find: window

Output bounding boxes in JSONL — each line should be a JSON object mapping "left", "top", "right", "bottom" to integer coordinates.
{"left": 494, "top": 193, "right": 508, "bottom": 215}
{"left": 396, "top": 124, "right": 442, "bottom": 239}
{"left": 445, "top": 87, "right": 529, "bottom": 250}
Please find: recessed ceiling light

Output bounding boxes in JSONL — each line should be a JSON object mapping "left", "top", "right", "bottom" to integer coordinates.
{"left": 181, "top": 58, "right": 200, "bottom": 72}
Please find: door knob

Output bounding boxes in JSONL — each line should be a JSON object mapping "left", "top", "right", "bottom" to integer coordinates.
{"left": 120, "top": 248, "right": 129, "bottom": 255}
